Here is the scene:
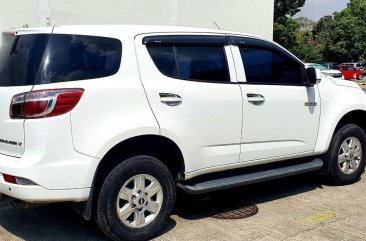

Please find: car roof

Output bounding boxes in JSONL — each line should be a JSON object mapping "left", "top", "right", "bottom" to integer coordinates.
{"left": 10, "top": 24, "right": 265, "bottom": 38}
{"left": 6, "top": 24, "right": 305, "bottom": 65}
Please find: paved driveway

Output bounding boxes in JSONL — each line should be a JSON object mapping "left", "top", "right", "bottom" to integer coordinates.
{"left": 0, "top": 172, "right": 365, "bottom": 241}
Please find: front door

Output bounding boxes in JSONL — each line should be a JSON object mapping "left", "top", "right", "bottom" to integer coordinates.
{"left": 230, "top": 36, "right": 321, "bottom": 163}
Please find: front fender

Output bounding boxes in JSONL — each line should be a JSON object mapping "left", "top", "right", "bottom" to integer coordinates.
{"left": 314, "top": 79, "right": 366, "bottom": 154}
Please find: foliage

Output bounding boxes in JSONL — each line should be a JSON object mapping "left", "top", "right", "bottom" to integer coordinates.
{"left": 273, "top": 15, "right": 322, "bottom": 62}
{"left": 291, "top": 30, "right": 323, "bottom": 62}
{"left": 296, "top": 17, "right": 316, "bottom": 31}
{"left": 319, "top": 0, "right": 366, "bottom": 62}
{"left": 273, "top": 0, "right": 309, "bottom": 59}
{"left": 274, "top": 0, "right": 306, "bottom": 21}
{"left": 273, "top": 17, "right": 299, "bottom": 50}
{"left": 274, "top": 0, "right": 366, "bottom": 63}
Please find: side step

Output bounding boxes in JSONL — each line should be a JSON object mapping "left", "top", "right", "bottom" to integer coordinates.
{"left": 178, "top": 158, "right": 323, "bottom": 194}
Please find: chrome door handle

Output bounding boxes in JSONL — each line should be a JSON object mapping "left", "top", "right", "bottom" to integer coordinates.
{"left": 247, "top": 93, "right": 265, "bottom": 105}
{"left": 159, "top": 93, "right": 182, "bottom": 106}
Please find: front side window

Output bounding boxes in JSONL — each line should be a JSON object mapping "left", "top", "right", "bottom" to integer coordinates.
{"left": 239, "top": 47, "right": 302, "bottom": 85}
{"left": 147, "top": 45, "right": 230, "bottom": 83}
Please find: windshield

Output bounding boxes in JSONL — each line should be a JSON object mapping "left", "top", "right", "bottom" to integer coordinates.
{"left": 0, "top": 33, "right": 122, "bottom": 87}
{"left": 308, "top": 64, "right": 328, "bottom": 71}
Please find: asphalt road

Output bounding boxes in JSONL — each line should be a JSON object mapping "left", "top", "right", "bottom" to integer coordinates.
{"left": 0, "top": 172, "right": 365, "bottom": 241}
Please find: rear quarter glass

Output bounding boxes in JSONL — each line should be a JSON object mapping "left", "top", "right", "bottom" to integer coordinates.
{"left": 0, "top": 34, "right": 15, "bottom": 76}
{"left": 0, "top": 34, "right": 122, "bottom": 87}
{"left": 0, "top": 34, "right": 50, "bottom": 86}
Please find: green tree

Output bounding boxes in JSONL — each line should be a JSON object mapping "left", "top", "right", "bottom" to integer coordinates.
{"left": 273, "top": 0, "right": 306, "bottom": 50}
{"left": 274, "top": 0, "right": 306, "bottom": 21}
{"left": 312, "top": 15, "right": 332, "bottom": 38}
{"left": 273, "top": 17, "right": 299, "bottom": 49}
{"left": 292, "top": 30, "right": 323, "bottom": 62}
{"left": 316, "top": 0, "right": 366, "bottom": 62}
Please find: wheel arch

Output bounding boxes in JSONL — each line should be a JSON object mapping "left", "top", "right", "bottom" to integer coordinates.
{"left": 333, "top": 110, "right": 366, "bottom": 136}
{"left": 319, "top": 109, "right": 366, "bottom": 174}
{"left": 79, "top": 134, "right": 185, "bottom": 220}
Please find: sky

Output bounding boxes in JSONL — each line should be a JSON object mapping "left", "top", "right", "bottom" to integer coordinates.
{"left": 294, "top": 0, "right": 349, "bottom": 21}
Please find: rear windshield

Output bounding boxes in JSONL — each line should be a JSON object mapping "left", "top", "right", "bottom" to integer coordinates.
{"left": 0, "top": 34, "right": 122, "bottom": 86}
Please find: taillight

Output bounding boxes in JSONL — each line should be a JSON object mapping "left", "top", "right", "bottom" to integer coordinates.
{"left": 10, "top": 88, "right": 84, "bottom": 119}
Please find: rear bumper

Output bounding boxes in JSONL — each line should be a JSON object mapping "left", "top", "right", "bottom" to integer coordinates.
{"left": 0, "top": 114, "right": 100, "bottom": 203}
{"left": 0, "top": 152, "right": 98, "bottom": 202}
{"left": 0, "top": 174, "right": 90, "bottom": 202}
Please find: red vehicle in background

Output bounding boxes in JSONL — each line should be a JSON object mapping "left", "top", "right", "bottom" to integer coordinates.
{"left": 340, "top": 65, "right": 364, "bottom": 80}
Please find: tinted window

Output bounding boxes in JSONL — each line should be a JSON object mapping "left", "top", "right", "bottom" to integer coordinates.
{"left": 0, "top": 34, "right": 50, "bottom": 86}
{"left": 38, "top": 34, "right": 121, "bottom": 84}
{"left": 239, "top": 47, "right": 302, "bottom": 85}
{"left": 147, "top": 45, "right": 229, "bottom": 82}
{"left": 147, "top": 46, "right": 177, "bottom": 77}
{"left": 0, "top": 34, "right": 121, "bottom": 86}
{"left": 175, "top": 46, "right": 229, "bottom": 82}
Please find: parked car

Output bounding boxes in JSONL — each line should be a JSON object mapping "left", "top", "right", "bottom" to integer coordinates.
{"left": 340, "top": 62, "right": 364, "bottom": 71}
{"left": 340, "top": 66, "right": 364, "bottom": 80}
{"left": 1, "top": 25, "right": 366, "bottom": 241}
{"left": 322, "top": 62, "right": 340, "bottom": 70}
{"left": 305, "top": 63, "right": 343, "bottom": 79}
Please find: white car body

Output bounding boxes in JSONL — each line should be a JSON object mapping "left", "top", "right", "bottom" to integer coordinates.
{"left": 0, "top": 25, "right": 366, "bottom": 205}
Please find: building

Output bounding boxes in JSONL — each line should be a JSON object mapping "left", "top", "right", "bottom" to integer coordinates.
{"left": 0, "top": 0, "right": 274, "bottom": 48}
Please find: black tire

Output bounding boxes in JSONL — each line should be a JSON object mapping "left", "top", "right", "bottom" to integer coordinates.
{"left": 325, "top": 124, "right": 366, "bottom": 185}
{"left": 95, "top": 155, "right": 176, "bottom": 241}
{"left": 358, "top": 75, "right": 364, "bottom": 80}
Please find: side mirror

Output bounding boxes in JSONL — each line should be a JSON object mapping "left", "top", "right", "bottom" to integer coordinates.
{"left": 306, "top": 67, "right": 321, "bottom": 86}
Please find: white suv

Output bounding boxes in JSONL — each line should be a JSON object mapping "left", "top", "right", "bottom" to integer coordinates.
{"left": 0, "top": 25, "right": 366, "bottom": 241}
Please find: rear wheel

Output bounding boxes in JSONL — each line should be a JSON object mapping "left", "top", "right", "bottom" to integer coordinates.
{"left": 325, "top": 124, "right": 366, "bottom": 185}
{"left": 358, "top": 74, "right": 363, "bottom": 80}
{"left": 95, "top": 156, "right": 176, "bottom": 241}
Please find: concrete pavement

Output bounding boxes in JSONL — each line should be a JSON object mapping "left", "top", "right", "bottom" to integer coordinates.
{"left": 0, "top": 172, "right": 365, "bottom": 241}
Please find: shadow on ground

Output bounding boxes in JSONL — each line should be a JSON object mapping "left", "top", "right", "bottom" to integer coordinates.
{"left": 0, "top": 172, "right": 325, "bottom": 240}
{"left": 174, "top": 172, "right": 324, "bottom": 221}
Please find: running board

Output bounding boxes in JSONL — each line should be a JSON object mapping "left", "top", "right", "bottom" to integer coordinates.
{"left": 178, "top": 158, "right": 323, "bottom": 194}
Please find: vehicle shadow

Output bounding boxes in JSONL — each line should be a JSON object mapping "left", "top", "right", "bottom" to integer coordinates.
{"left": 173, "top": 172, "right": 325, "bottom": 220}
{"left": 0, "top": 196, "right": 177, "bottom": 241}
{"left": 0, "top": 172, "right": 324, "bottom": 240}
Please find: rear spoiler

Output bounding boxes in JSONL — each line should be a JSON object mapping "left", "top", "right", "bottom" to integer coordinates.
{"left": 3, "top": 27, "right": 54, "bottom": 36}
{"left": 2, "top": 31, "right": 16, "bottom": 36}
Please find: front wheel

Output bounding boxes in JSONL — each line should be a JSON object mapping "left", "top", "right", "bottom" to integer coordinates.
{"left": 358, "top": 74, "right": 364, "bottom": 80}
{"left": 325, "top": 124, "right": 366, "bottom": 185}
{"left": 95, "top": 156, "right": 176, "bottom": 241}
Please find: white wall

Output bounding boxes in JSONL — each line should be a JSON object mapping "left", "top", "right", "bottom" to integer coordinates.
{"left": 0, "top": 0, "right": 274, "bottom": 47}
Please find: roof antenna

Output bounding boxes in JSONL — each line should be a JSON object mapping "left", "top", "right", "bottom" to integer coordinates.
{"left": 213, "top": 21, "right": 221, "bottom": 30}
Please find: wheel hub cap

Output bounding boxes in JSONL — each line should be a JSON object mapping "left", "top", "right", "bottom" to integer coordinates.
{"left": 338, "top": 137, "right": 362, "bottom": 174}
{"left": 116, "top": 174, "right": 163, "bottom": 228}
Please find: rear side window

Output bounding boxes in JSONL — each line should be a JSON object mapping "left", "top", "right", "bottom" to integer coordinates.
{"left": 147, "top": 46, "right": 177, "bottom": 77}
{"left": 38, "top": 34, "right": 122, "bottom": 84}
{"left": 0, "top": 34, "right": 50, "bottom": 86}
{"left": 0, "top": 34, "right": 121, "bottom": 86}
{"left": 239, "top": 47, "right": 302, "bottom": 85}
{"left": 147, "top": 45, "right": 230, "bottom": 82}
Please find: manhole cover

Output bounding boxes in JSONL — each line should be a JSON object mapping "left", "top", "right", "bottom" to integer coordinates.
{"left": 210, "top": 203, "right": 258, "bottom": 219}
{"left": 195, "top": 197, "right": 259, "bottom": 220}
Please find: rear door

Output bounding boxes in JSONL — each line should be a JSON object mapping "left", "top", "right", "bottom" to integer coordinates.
{"left": 0, "top": 28, "right": 52, "bottom": 157}
{"left": 135, "top": 34, "right": 243, "bottom": 173}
